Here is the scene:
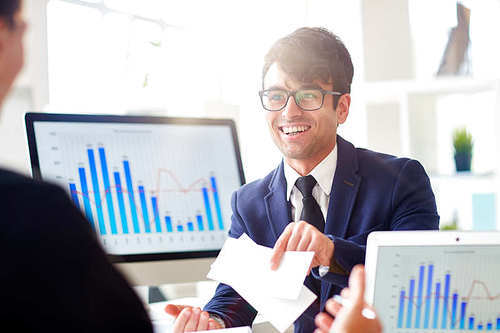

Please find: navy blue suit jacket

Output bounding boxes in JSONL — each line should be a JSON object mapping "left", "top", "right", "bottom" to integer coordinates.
{"left": 204, "top": 136, "right": 439, "bottom": 332}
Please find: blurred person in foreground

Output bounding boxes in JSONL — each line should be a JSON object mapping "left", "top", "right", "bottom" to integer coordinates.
{"left": 0, "top": 1, "right": 152, "bottom": 331}
{"left": 314, "top": 265, "right": 382, "bottom": 333}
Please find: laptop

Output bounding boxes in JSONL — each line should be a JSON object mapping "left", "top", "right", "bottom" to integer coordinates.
{"left": 365, "top": 231, "right": 500, "bottom": 332}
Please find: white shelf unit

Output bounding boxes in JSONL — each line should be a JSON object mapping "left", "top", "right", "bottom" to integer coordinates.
{"left": 355, "top": 78, "right": 500, "bottom": 165}
{"left": 355, "top": 78, "right": 500, "bottom": 230}
{"left": 347, "top": 0, "right": 500, "bottom": 231}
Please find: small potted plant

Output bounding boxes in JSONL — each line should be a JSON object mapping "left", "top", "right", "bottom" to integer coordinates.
{"left": 453, "top": 127, "right": 473, "bottom": 172}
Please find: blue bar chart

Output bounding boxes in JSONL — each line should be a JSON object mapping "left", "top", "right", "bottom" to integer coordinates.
{"left": 77, "top": 166, "right": 94, "bottom": 228}
{"left": 33, "top": 121, "right": 242, "bottom": 255}
{"left": 123, "top": 160, "right": 140, "bottom": 234}
{"left": 98, "top": 147, "right": 117, "bottom": 234}
{"left": 138, "top": 185, "right": 151, "bottom": 233}
{"left": 113, "top": 171, "right": 129, "bottom": 234}
{"left": 151, "top": 197, "right": 161, "bottom": 233}
{"left": 396, "top": 263, "right": 500, "bottom": 331}
{"left": 424, "top": 264, "right": 433, "bottom": 329}
{"left": 373, "top": 245, "right": 500, "bottom": 333}
{"left": 87, "top": 148, "right": 107, "bottom": 235}
{"left": 165, "top": 216, "right": 173, "bottom": 233}
{"left": 68, "top": 146, "right": 226, "bottom": 239}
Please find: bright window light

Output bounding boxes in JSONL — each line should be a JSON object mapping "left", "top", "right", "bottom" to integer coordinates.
{"left": 46, "top": 0, "right": 365, "bottom": 181}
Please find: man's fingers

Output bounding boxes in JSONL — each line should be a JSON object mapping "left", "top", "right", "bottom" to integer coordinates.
{"left": 296, "top": 230, "right": 311, "bottom": 251}
{"left": 306, "top": 242, "right": 321, "bottom": 270}
{"left": 286, "top": 222, "right": 306, "bottom": 251}
{"left": 340, "top": 287, "right": 350, "bottom": 299}
{"left": 349, "top": 265, "right": 366, "bottom": 303}
{"left": 165, "top": 304, "right": 181, "bottom": 317}
{"left": 173, "top": 308, "right": 192, "bottom": 333}
{"left": 314, "top": 312, "right": 334, "bottom": 332}
{"left": 165, "top": 304, "right": 190, "bottom": 317}
{"left": 184, "top": 307, "right": 201, "bottom": 332}
{"left": 270, "top": 223, "right": 294, "bottom": 270}
{"left": 197, "top": 311, "right": 210, "bottom": 331}
{"left": 325, "top": 297, "right": 343, "bottom": 316}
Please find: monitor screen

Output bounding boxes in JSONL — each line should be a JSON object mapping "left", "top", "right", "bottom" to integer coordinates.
{"left": 372, "top": 244, "right": 500, "bottom": 332}
{"left": 26, "top": 113, "right": 245, "bottom": 263}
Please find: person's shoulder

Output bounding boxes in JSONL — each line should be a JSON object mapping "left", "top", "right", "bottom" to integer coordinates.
{"left": 354, "top": 147, "right": 425, "bottom": 177}
{"left": 0, "top": 168, "right": 68, "bottom": 206}
{"left": 0, "top": 169, "right": 93, "bottom": 245}
{"left": 339, "top": 136, "right": 413, "bottom": 169}
{"left": 0, "top": 168, "right": 34, "bottom": 186}
{"left": 355, "top": 147, "right": 408, "bottom": 164}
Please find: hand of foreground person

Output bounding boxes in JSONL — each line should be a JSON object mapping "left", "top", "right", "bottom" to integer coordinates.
{"left": 314, "top": 265, "right": 382, "bottom": 333}
{"left": 165, "top": 304, "right": 223, "bottom": 332}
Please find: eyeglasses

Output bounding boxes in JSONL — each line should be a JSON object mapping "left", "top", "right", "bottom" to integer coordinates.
{"left": 259, "top": 88, "right": 342, "bottom": 112}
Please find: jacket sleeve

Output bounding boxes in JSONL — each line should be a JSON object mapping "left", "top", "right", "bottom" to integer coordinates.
{"left": 3, "top": 183, "right": 153, "bottom": 332}
{"left": 203, "top": 190, "right": 257, "bottom": 327}
{"left": 313, "top": 159, "right": 439, "bottom": 287}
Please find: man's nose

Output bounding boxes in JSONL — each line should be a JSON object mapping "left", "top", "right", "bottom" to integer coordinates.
{"left": 281, "top": 95, "right": 303, "bottom": 119}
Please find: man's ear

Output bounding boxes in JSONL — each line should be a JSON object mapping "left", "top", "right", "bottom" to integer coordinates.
{"left": 336, "top": 93, "right": 351, "bottom": 125}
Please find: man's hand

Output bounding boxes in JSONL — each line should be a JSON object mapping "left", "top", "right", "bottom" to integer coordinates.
{"left": 314, "top": 265, "right": 382, "bottom": 333}
{"left": 165, "top": 304, "right": 223, "bottom": 332}
{"left": 270, "top": 221, "right": 334, "bottom": 273}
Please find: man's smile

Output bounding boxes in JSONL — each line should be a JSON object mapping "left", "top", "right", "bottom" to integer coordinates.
{"left": 279, "top": 124, "right": 312, "bottom": 136}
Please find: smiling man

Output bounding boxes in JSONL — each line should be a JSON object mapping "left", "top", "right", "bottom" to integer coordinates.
{"left": 166, "top": 27, "right": 439, "bottom": 333}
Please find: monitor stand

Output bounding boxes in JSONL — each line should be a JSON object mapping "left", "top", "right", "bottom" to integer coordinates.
{"left": 148, "top": 286, "right": 167, "bottom": 303}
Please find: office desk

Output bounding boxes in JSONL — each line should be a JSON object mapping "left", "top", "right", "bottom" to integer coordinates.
{"left": 143, "top": 281, "right": 293, "bottom": 333}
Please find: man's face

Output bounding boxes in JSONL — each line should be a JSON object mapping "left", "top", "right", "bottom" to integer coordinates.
{"left": 263, "top": 63, "right": 345, "bottom": 167}
{"left": 0, "top": 10, "right": 26, "bottom": 90}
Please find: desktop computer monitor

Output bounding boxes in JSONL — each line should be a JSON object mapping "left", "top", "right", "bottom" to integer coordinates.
{"left": 25, "top": 113, "right": 245, "bottom": 286}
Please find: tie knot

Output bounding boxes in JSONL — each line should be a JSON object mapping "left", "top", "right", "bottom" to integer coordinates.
{"left": 295, "top": 175, "right": 317, "bottom": 198}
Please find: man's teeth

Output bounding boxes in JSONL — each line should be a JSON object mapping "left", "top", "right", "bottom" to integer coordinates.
{"left": 282, "top": 126, "right": 310, "bottom": 134}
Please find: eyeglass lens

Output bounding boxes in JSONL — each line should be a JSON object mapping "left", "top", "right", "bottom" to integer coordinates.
{"left": 262, "top": 89, "right": 323, "bottom": 111}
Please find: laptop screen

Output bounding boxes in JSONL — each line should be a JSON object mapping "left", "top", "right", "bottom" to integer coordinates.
{"left": 372, "top": 244, "right": 500, "bottom": 332}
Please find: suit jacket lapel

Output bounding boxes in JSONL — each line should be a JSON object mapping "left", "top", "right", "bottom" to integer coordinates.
{"left": 321, "top": 136, "right": 361, "bottom": 306}
{"left": 264, "top": 161, "right": 292, "bottom": 240}
{"left": 324, "top": 135, "right": 361, "bottom": 237}
{"left": 263, "top": 142, "right": 362, "bottom": 306}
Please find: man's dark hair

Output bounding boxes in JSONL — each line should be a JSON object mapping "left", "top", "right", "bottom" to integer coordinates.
{"left": 0, "top": 0, "right": 20, "bottom": 28}
{"left": 263, "top": 27, "right": 354, "bottom": 96}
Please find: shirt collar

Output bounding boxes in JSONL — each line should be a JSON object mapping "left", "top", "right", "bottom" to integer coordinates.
{"left": 284, "top": 145, "right": 338, "bottom": 200}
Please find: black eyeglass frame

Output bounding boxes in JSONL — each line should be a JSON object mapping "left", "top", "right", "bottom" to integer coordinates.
{"left": 258, "top": 88, "right": 343, "bottom": 112}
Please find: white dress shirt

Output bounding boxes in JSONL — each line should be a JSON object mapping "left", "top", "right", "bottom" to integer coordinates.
{"left": 284, "top": 145, "right": 337, "bottom": 222}
{"left": 210, "top": 146, "right": 338, "bottom": 326}
{"left": 284, "top": 146, "right": 338, "bottom": 277}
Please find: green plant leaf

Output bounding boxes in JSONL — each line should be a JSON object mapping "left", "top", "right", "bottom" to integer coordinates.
{"left": 452, "top": 127, "right": 473, "bottom": 153}
{"left": 150, "top": 41, "right": 161, "bottom": 47}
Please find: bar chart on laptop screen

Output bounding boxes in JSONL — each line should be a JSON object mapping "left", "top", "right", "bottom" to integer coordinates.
{"left": 373, "top": 246, "right": 500, "bottom": 332}
{"left": 33, "top": 122, "right": 241, "bottom": 255}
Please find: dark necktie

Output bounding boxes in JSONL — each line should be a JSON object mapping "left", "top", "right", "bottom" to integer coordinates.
{"left": 295, "top": 175, "right": 325, "bottom": 232}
